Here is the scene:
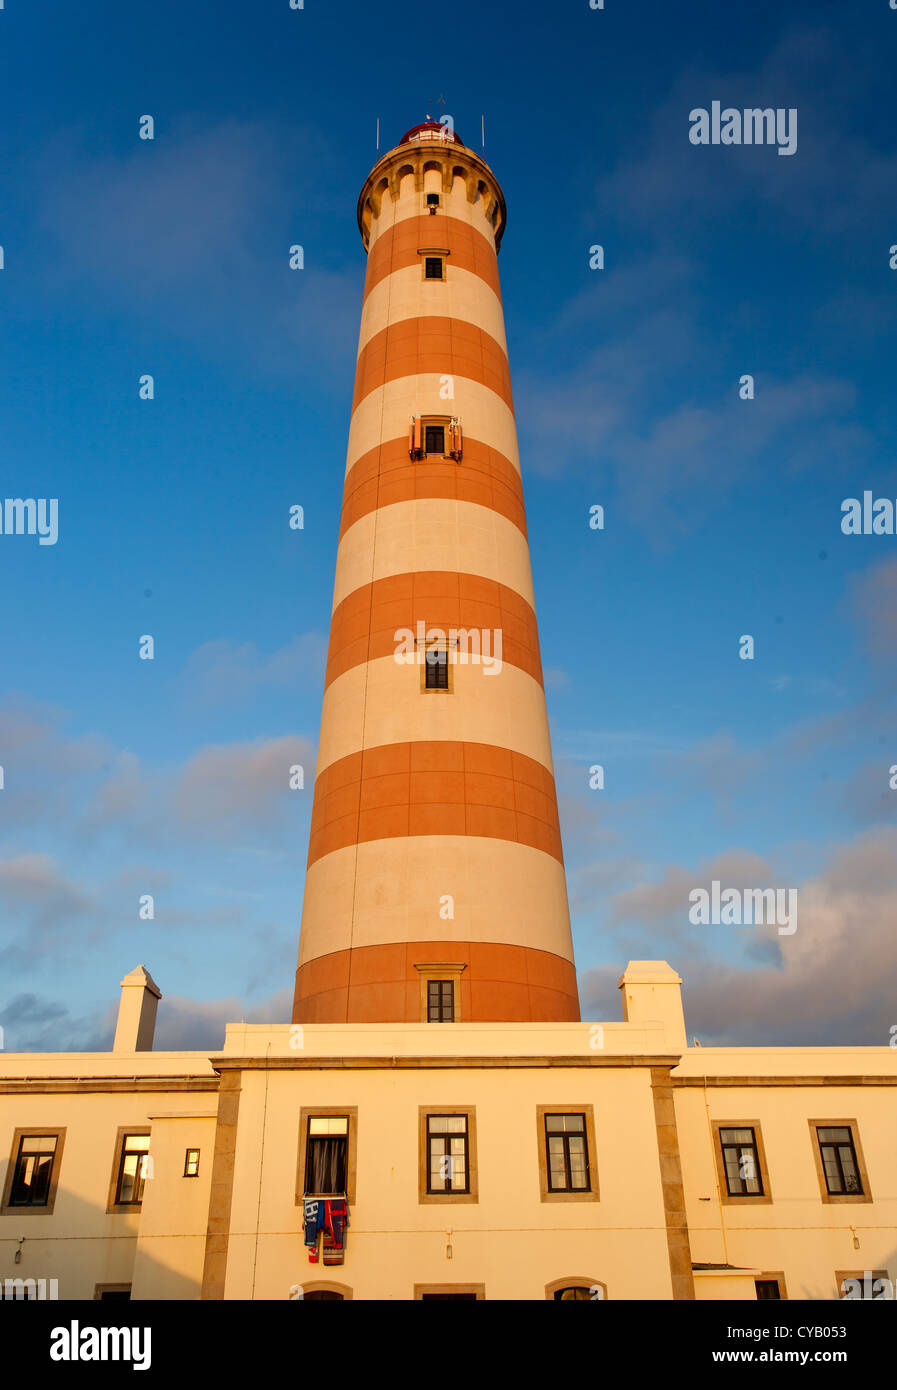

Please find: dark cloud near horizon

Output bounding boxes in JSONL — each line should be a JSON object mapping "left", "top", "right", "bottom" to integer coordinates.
{"left": 577, "top": 826, "right": 897, "bottom": 1046}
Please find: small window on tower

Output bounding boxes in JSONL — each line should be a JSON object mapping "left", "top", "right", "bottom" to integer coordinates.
{"left": 184, "top": 1148, "right": 200, "bottom": 1178}
{"left": 424, "top": 647, "right": 449, "bottom": 691}
{"left": 425, "top": 256, "right": 444, "bottom": 280}
{"left": 424, "top": 424, "right": 445, "bottom": 456}
{"left": 426, "top": 193, "right": 440, "bottom": 212}
{"left": 428, "top": 979, "right": 455, "bottom": 1021}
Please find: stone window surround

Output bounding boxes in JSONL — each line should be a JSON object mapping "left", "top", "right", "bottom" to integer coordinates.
{"left": 418, "top": 1104, "right": 478, "bottom": 1205}
{"left": 545, "top": 1276, "right": 608, "bottom": 1300}
{"left": 418, "top": 246, "right": 450, "bottom": 281}
{"left": 413, "top": 962, "right": 466, "bottom": 1022}
{"left": 535, "top": 1104, "right": 599, "bottom": 1204}
{"left": 755, "top": 1272, "right": 788, "bottom": 1300}
{"left": 1, "top": 1126, "right": 67, "bottom": 1217}
{"left": 808, "top": 1118, "right": 872, "bottom": 1204}
{"left": 295, "top": 1280, "right": 353, "bottom": 1300}
{"left": 295, "top": 1106, "right": 359, "bottom": 1206}
{"left": 711, "top": 1119, "right": 773, "bottom": 1206}
{"left": 835, "top": 1268, "right": 889, "bottom": 1299}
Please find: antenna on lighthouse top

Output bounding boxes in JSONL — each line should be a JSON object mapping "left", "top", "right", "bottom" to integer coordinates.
{"left": 376, "top": 117, "right": 379, "bottom": 155}
{"left": 481, "top": 114, "right": 485, "bottom": 154}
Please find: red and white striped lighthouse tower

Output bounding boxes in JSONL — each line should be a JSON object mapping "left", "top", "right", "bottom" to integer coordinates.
{"left": 292, "top": 121, "right": 579, "bottom": 1024}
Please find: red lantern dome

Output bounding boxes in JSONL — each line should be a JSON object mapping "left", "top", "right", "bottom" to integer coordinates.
{"left": 399, "top": 120, "right": 463, "bottom": 146}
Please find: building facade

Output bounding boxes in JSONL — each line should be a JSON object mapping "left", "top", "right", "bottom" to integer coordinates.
{"left": 1, "top": 124, "right": 894, "bottom": 1302}
{"left": 2, "top": 962, "right": 895, "bottom": 1301}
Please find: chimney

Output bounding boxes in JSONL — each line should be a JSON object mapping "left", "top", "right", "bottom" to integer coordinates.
{"left": 618, "top": 961, "right": 686, "bottom": 1051}
{"left": 113, "top": 965, "right": 162, "bottom": 1052}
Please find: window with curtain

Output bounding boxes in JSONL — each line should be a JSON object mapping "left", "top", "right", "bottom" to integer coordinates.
{"left": 304, "top": 1117, "right": 349, "bottom": 1195}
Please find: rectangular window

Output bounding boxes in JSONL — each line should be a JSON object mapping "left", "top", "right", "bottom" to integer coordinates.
{"left": 836, "top": 1269, "right": 889, "bottom": 1299}
{"left": 418, "top": 1107, "right": 477, "bottom": 1204}
{"left": 425, "top": 257, "right": 444, "bottom": 280}
{"left": 427, "top": 979, "right": 454, "bottom": 1021}
{"left": 536, "top": 1105, "right": 598, "bottom": 1203}
{"left": 415, "top": 963, "right": 465, "bottom": 1020}
{"left": 545, "top": 1113, "right": 590, "bottom": 1193}
{"left": 720, "top": 1126, "right": 764, "bottom": 1197}
{"left": 304, "top": 1116, "right": 348, "bottom": 1196}
{"left": 755, "top": 1279, "right": 781, "bottom": 1301}
{"left": 115, "top": 1134, "right": 151, "bottom": 1206}
{"left": 424, "top": 647, "right": 449, "bottom": 690}
{"left": 816, "top": 1126, "right": 862, "bottom": 1196}
{"left": 427, "top": 1115, "right": 469, "bottom": 1194}
{"left": 712, "top": 1120, "right": 772, "bottom": 1205}
{"left": 8, "top": 1135, "right": 58, "bottom": 1208}
{"left": 184, "top": 1148, "right": 200, "bottom": 1178}
{"left": 424, "top": 424, "right": 445, "bottom": 455}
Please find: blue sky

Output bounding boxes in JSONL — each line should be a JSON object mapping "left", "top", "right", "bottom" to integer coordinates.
{"left": 1, "top": 0, "right": 896, "bottom": 1050}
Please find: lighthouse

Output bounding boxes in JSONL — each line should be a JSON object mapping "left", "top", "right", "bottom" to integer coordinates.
{"left": 292, "top": 122, "right": 579, "bottom": 1024}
